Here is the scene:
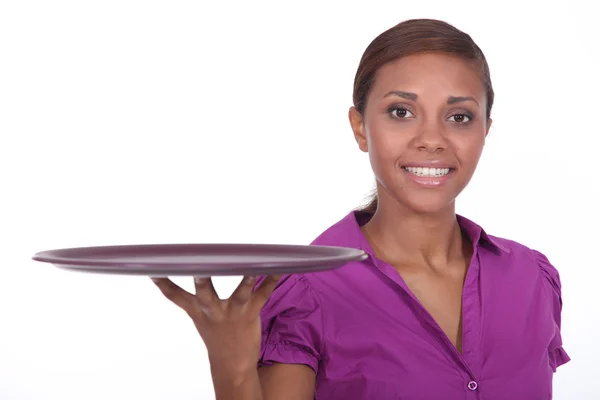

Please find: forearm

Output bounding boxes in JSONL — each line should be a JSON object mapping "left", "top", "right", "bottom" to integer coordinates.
{"left": 211, "top": 367, "right": 263, "bottom": 400}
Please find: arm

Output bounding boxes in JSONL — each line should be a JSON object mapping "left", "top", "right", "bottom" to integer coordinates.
{"left": 256, "top": 274, "right": 323, "bottom": 399}
{"left": 259, "top": 363, "right": 316, "bottom": 400}
{"left": 152, "top": 273, "right": 320, "bottom": 400}
{"left": 211, "top": 367, "right": 263, "bottom": 400}
{"left": 209, "top": 362, "right": 316, "bottom": 400}
{"left": 533, "top": 249, "right": 571, "bottom": 371}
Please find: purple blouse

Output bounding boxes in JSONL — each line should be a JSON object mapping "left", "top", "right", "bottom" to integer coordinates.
{"left": 258, "top": 211, "right": 570, "bottom": 399}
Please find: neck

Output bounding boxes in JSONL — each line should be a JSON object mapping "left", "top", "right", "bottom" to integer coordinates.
{"left": 361, "top": 199, "right": 466, "bottom": 268}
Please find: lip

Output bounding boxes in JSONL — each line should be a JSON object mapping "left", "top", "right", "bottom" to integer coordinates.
{"left": 402, "top": 166, "right": 455, "bottom": 188}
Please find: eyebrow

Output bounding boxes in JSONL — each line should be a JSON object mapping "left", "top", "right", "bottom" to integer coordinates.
{"left": 384, "top": 90, "right": 417, "bottom": 101}
{"left": 383, "top": 91, "right": 479, "bottom": 107}
{"left": 447, "top": 96, "right": 479, "bottom": 107}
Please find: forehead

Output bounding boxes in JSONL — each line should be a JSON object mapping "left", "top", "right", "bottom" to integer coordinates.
{"left": 369, "top": 53, "right": 485, "bottom": 100}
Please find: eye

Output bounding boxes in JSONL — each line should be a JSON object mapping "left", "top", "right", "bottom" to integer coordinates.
{"left": 389, "top": 106, "right": 415, "bottom": 119}
{"left": 447, "top": 113, "right": 472, "bottom": 124}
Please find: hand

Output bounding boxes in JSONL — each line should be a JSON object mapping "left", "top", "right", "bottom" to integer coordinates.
{"left": 151, "top": 274, "right": 281, "bottom": 375}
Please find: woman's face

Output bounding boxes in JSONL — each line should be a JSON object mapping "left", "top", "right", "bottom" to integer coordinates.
{"left": 350, "top": 52, "right": 491, "bottom": 215}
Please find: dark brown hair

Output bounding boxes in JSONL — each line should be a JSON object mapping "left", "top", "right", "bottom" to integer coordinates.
{"left": 353, "top": 19, "right": 494, "bottom": 216}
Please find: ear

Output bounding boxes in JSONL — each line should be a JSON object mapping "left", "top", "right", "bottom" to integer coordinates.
{"left": 485, "top": 118, "right": 493, "bottom": 138}
{"left": 349, "top": 106, "right": 368, "bottom": 152}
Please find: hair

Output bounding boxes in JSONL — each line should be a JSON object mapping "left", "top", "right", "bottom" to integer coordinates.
{"left": 353, "top": 19, "right": 495, "bottom": 217}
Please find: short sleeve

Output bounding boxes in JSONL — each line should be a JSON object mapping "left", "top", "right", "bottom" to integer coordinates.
{"left": 533, "top": 250, "right": 571, "bottom": 372}
{"left": 256, "top": 275, "right": 323, "bottom": 374}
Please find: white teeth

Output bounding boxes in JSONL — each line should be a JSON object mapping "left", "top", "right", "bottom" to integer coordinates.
{"left": 404, "top": 167, "right": 451, "bottom": 177}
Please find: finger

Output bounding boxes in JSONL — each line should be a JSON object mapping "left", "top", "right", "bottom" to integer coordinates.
{"left": 193, "top": 277, "right": 220, "bottom": 310}
{"left": 151, "top": 277, "right": 194, "bottom": 311}
{"left": 229, "top": 276, "right": 258, "bottom": 306}
{"left": 249, "top": 275, "right": 281, "bottom": 313}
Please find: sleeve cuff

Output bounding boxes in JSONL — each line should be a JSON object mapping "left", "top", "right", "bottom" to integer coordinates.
{"left": 549, "top": 346, "right": 571, "bottom": 372}
{"left": 258, "top": 341, "right": 320, "bottom": 374}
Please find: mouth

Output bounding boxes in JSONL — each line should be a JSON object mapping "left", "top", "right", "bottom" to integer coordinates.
{"left": 402, "top": 166, "right": 454, "bottom": 177}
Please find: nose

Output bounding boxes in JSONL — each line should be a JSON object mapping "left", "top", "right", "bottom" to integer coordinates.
{"left": 412, "top": 120, "right": 448, "bottom": 153}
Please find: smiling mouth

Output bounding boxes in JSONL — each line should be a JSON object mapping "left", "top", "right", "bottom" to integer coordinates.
{"left": 402, "top": 166, "right": 454, "bottom": 177}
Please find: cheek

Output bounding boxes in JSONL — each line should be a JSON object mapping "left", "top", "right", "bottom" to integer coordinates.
{"left": 366, "top": 120, "right": 410, "bottom": 158}
{"left": 454, "top": 136, "right": 485, "bottom": 167}
{"left": 367, "top": 130, "right": 407, "bottom": 174}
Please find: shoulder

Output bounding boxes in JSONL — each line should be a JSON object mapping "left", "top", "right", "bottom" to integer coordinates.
{"left": 309, "top": 211, "right": 365, "bottom": 248}
{"left": 259, "top": 211, "right": 362, "bottom": 299}
{"left": 484, "top": 232, "right": 563, "bottom": 294}
{"left": 484, "top": 231, "right": 570, "bottom": 370}
{"left": 261, "top": 211, "right": 372, "bottom": 301}
{"left": 458, "top": 213, "right": 564, "bottom": 293}
{"left": 259, "top": 273, "right": 319, "bottom": 316}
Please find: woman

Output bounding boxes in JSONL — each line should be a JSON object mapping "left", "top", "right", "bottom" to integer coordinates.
{"left": 152, "top": 19, "right": 570, "bottom": 399}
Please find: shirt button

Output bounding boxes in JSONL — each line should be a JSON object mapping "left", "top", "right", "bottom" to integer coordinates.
{"left": 468, "top": 381, "right": 478, "bottom": 391}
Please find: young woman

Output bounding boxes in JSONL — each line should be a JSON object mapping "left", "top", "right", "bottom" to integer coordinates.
{"left": 152, "top": 19, "right": 570, "bottom": 399}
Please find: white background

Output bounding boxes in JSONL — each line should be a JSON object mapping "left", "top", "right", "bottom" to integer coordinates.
{"left": 1, "top": 0, "right": 599, "bottom": 399}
